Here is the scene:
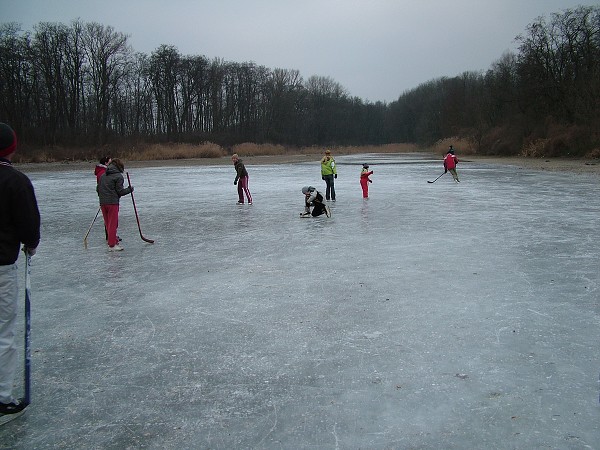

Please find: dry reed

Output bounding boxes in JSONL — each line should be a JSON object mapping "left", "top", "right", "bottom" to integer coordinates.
{"left": 428, "top": 137, "right": 477, "bottom": 155}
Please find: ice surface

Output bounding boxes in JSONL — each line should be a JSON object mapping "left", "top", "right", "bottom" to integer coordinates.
{"left": 1, "top": 153, "right": 599, "bottom": 448}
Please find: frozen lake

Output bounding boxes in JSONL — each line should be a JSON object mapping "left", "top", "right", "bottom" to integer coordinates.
{"left": 1, "top": 153, "right": 599, "bottom": 448}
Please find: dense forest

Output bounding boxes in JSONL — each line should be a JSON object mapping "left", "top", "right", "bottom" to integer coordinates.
{"left": 0, "top": 5, "right": 598, "bottom": 157}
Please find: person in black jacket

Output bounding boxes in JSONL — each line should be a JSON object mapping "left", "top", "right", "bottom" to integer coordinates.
{"left": 232, "top": 153, "right": 252, "bottom": 205}
{"left": 300, "top": 186, "right": 330, "bottom": 218}
{"left": 97, "top": 158, "right": 133, "bottom": 251}
{"left": 0, "top": 123, "right": 40, "bottom": 416}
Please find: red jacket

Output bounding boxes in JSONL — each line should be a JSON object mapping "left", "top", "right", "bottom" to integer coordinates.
{"left": 443, "top": 153, "right": 458, "bottom": 170}
{"left": 95, "top": 164, "right": 107, "bottom": 183}
{"left": 360, "top": 169, "right": 373, "bottom": 184}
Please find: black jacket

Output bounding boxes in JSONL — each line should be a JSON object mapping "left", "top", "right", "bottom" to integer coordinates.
{"left": 234, "top": 159, "right": 248, "bottom": 183}
{"left": 0, "top": 159, "right": 41, "bottom": 265}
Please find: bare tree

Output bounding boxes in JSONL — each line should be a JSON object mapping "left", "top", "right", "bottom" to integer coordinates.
{"left": 148, "top": 45, "right": 181, "bottom": 139}
{"left": 82, "top": 22, "right": 130, "bottom": 143}
{"left": 0, "top": 23, "right": 32, "bottom": 134}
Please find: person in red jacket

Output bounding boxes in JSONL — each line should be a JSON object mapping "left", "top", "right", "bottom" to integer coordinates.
{"left": 94, "top": 156, "right": 111, "bottom": 240}
{"left": 360, "top": 163, "right": 373, "bottom": 198}
{"left": 94, "top": 156, "right": 111, "bottom": 184}
{"left": 443, "top": 146, "right": 460, "bottom": 182}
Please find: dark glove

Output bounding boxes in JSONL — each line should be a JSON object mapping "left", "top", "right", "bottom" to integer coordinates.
{"left": 334, "top": 174, "right": 337, "bottom": 179}
{"left": 322, "top": 176, "right": 325, "bottom": 181}
{"left": 444, "top": 169, "right": 448, "bottom": 173}
{"left": 130, "top": 186, "right": 134, "bottom": 192}
{"left": 234, "top": 180, "right": 237, "bottom": 185}
{"left": 369, "top": 180, "right": 372, "bottom": 183}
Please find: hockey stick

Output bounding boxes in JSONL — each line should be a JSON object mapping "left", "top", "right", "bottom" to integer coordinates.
{"left": 427, "top": 172, "right": 445, "bottom": 183}
{"left": 126, "top": 172, "right": 154, "bottom": 244}
{"left": 83, "top": 207, "right": 101, "bottom": 248}
{"left": 23, "top": 251, "right": 32, "bottom": 407}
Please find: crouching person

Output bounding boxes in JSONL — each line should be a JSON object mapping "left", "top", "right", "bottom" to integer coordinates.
{"left": 301, "top": 186, "right": 331, "bottom": 218}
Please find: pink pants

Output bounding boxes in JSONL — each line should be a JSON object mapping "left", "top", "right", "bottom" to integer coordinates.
{"left": 237, "top": 176, "right": 252, "bottom": 204}
{"left": 101, "top": 204, "right": 120, "bottom": 247}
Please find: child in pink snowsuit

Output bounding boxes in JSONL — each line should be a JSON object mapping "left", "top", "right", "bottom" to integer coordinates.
{"left": 360, "top": 163, "right": 373, "bottom": 198}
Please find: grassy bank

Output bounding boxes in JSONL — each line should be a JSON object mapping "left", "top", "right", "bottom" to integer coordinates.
{"left": 14, "top": 142, "right": 422, "bottom": 164}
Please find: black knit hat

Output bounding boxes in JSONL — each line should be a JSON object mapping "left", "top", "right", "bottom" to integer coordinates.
{"left": 0, "top": 123, "right": 17, "bottom": 157}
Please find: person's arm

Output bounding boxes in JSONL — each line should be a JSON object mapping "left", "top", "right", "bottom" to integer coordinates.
{"left": 17, "top": 180, "right": 40, "bottom": 254}
{"left": 115, "top": 175, "right": 133, "bottom": 196}
{"left": 234, "top": 163, "right": 245, "bottom": 184}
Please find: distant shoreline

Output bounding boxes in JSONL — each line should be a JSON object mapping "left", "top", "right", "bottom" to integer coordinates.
{"left": 16, "top": 153, "right": 600, "bottom": 175}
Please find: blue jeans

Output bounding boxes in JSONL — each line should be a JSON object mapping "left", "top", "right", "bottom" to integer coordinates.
{"left": 322, "top": 174, "right": 335, "bottom": 200}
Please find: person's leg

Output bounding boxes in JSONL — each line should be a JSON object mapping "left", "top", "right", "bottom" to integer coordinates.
{"left": 101, "top": 205, "right": 113, "bottom": 245}
{"left": 330, "top": 177, "right": 336, "bottom": 201}
{"left": 324, "top": 175, "right": 332, "bottom": 200}
{"left": 361, "top": 180, "right": 368, "bottom": 198}
{"left": 240, "top": 176, "right": 252, "bottom": 204}
{"left": 100, "top": 205, "right": 109, "bottom": 241}
{"left": 237, "top": 182, "right": 244, "bottom": 203}
{"left": 312, "top": 202, "right": 326, "bottom": 216}
{"left": 105, "top": 204, "right": 119, "bottom": 247}
{"left": 0, "top": 264, "right": 18, "bottom": 404}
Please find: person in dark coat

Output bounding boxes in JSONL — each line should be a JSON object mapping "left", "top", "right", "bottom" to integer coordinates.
{"left": 0, "top": 123, "right": 40, "bottom": 416}
{"left": 301, "top": 186, "right": 330, "bottom": 218}
{"left": 97, "top": 158, "right": 133, "bottom": 251}
{"left": 232, "top": 153, "right": 252, "bottom": 205}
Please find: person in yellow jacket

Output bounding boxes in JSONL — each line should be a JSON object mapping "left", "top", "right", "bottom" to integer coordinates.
{"left": 320, "top": 149, "right": 337, "bottom": 201}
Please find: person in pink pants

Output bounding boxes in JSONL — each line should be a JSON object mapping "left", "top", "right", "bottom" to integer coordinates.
{"left": 97, "top": 158, "right": 133, "bottom": 251}
{"left": 232, "top": 154, "right": 252, "bottom": 205}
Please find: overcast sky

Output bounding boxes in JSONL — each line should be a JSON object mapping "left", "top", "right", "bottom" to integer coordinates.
{"left": 3, "top": 0, "right": 597, "bottom": 103}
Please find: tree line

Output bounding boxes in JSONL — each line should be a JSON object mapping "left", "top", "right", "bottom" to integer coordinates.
{"left": 0, "top": 5, "right": 598, "bottom": 156}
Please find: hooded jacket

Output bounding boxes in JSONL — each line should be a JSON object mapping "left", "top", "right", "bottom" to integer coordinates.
{"left": 443, "top": 153, "right": 458, "bottom": 170}
{"left": 320, "top": 155, "right": 337, "bottom": 176}
{"left": 94, "top": 164, "right": 108, "bottom": 184}
{"left": 97, "top": 162, "right": 132, "bottom": 205}
{"left": 304, "top": 186, "right": 323, "bottom": 204}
